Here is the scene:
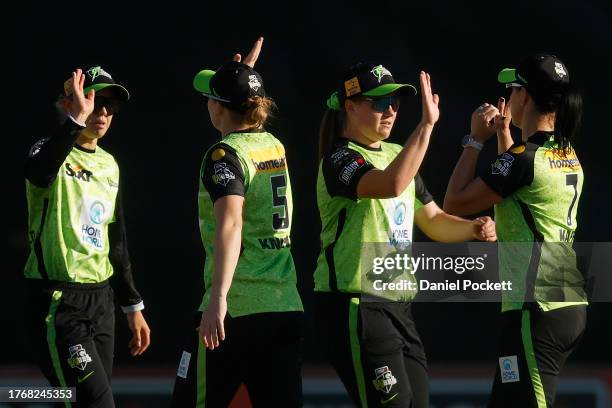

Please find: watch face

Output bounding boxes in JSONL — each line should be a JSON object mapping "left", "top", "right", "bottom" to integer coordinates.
{"left": 462, "top": 134, "right": 472, "bottom": 146}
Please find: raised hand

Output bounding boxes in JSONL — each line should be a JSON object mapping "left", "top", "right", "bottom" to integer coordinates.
{"left": 470, "top": 103, "right": 499, "bottom": 142}
{"left": 67, "top": 69, "right": 95, "bottom": 125}
{"left": 419, "top": 71, "right": 440, "bottom": 127}
{"left": 494, "top": 97, "right": 512, "bottom": 131}
{"left": 232, "top": 37, "right": 264, "bottom": 68}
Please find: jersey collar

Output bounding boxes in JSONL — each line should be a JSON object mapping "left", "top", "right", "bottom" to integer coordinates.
{"left": 528, "top": 130, "right": 554, "bottom": 146}
{"left": 338, "top": 137, "right": 382, "bottom": 151}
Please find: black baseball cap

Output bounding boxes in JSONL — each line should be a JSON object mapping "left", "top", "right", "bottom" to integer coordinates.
{"left": 498, "top": 54, "right": 570, "bottom": 95}
{"left": 327, "top": 62, "right": 417, "bottom": 110}
{"left": 193, "top": 61, "right": 266, "bottom": 112}
{"left": 63, "top": 66, "right": 130, "bottom": 101}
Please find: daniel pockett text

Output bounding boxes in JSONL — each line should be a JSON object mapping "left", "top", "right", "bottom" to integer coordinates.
{"left": 370, "top": 252, "right": 512, "bottom": 295}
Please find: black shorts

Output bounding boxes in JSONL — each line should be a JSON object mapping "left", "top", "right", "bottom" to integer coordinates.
{"left": 25, "top": 279, "right": 116, "bottom": 408}
{"left": 315, "top": 292, "right": 429, "bottom": 408}
{"left": 488, "top": 305, "right": 587, "bottom": 408}
{"left": 171, "top": 310, "right": 303, "bottom": 408}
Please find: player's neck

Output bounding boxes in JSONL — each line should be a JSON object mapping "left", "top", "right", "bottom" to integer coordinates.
{"left": 521, "top": 110, "right": 555, "bottom": 142}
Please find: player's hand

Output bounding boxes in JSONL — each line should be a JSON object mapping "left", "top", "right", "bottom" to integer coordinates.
{"left": 494, "top": 97, "right": 512, "bottom": 132}
{"left": 470, "top": 103, "right": 499, "bottom": 142}
{"left": 419, "top": 71, "right": 440, "bottom": 127}
{"left": 472, "top": 216, "right": 497, "bottom": 242}
{"left": 199, "top": 295, "right": 227, "bottom": 350}
{"left": 67, "top": 68, "right": 95, "bottom": 125}
{"left": 127, "top": 310, "right": 151, "bottom": 356}
{"left": 232, "top": 37, "right": 264, "bottom": 68}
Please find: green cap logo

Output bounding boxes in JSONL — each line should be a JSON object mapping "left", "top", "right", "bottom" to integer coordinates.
{"left": 370, "top": 65, "right": 392, "bottom": 83}
{"left": 86, "top": 66, "right": 112, "bottom": 81}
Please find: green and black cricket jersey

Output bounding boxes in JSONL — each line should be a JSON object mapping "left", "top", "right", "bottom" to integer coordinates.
{"left": 479, "top": 131, "right": 587, "bottom": 312}
{"left": 314, "top": 139, "right": 433, "bottom": 300}
{"left": 198, "top": 129, "right": 303, "bottom": 317}
{"left": 24, "top": 118, "right": 142, "bottom": 310}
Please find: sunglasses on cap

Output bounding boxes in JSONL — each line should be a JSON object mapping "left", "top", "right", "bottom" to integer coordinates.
{"left": 363, "top": 95, "right": 400, "bottom": 112}
{"left": 93, "top": 96, "right": 122, "bottom": 115}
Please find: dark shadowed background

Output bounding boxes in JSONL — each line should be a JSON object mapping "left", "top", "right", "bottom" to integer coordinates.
{"left": 4, "top": 0, "right": 612, "bottom": 373}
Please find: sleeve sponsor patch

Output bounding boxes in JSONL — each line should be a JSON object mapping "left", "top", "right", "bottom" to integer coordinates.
{"left": 212, "top": 162, "right": 236, "bottom": 186}
{"left": 339, "top": 157, "right": 366, "bottom": 185}
{"left": 491, "top": 153, "right": 515, "bottom": 176}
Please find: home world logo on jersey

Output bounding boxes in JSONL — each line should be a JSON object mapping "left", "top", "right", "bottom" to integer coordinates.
{"left": 79, "top": 196, "right": 113, "bottom": 251}
{"left": 499, "top": 355, "right": 520, "bottom": 383}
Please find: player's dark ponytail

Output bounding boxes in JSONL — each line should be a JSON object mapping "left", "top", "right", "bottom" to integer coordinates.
{"left": 319, "top": 108, "right": 345, "bottom": 160}
{"left": 554, "top": 83, "right": 583, "bottom": 155}
{"left": 530, "top": 83, "right": 583, "bottom": 156}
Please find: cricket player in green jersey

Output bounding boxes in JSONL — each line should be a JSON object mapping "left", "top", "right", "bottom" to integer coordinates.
{"left": 24, "top": 67, "right": 150, "bottom": 407}
{"left": 171, "top": 38, "right": 303, "bottom": 407}
{"left": 315, "top": 62, "right": 497, "bottom": 408}
{"left": 444, "top": 54, "right": 587, "bottom": 407}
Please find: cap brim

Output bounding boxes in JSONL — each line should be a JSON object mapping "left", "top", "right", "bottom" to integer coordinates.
{"left": 193, "top": 69, "right": 231, "bottom": 102}
{"left": 84, "top": 83, "right": 130, "bottom": 101}
{"left": 363, "top": 83, "right": 417, "bottom": 97}
{"left": 498, "top": 68, "right": 518, "bottom": 84}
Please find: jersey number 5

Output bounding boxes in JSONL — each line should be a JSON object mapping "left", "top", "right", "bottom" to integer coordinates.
{"left": 271, "top": 174, "right": 289, "bottom": 230}
{"left": 565, "top": 173, "right": 578, "bottom": 226}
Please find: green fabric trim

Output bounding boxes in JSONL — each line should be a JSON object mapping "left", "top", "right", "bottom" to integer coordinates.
{"left": 521, "top": 310, "right": 547, "bottom": 408}
{"left": 349, "top": 298, "right": 368, "bottom": 408}
{"left": 46, "top": 290, "right": 71, "bottom": 408}
{"left": 83, "top": 83, "right": 130, "bottom": 101}
{"left": 196, "top": 339, "right": 206, "bottom": 407}
{"left": 327, "top": 91, "right": 342, "bottom": 110}
{"left": 363, "top": 83, "right": 417, "bottom": 97}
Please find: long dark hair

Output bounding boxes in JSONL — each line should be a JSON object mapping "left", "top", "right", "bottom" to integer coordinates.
{"left": 529, "top": 83, "right": 583, "bottom": 155}
{"left": 318, "top": 108, "right": 345, "bottom": 160}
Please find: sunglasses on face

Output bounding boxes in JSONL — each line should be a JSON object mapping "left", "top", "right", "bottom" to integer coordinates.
{"left": 363, "top": 96, "right": 400, "bottom": 113}
{"left": 93, "top": 96, "right": 122, "bottom": 115}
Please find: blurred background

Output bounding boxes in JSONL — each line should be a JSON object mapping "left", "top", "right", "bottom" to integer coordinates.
{"left": 4, "top": 1, "right": 612, "bottom": 406}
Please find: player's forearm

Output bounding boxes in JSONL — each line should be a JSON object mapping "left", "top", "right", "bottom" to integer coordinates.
{"left": 444, "top": 148, "right": 480, "bottom": 210}
{"left": 211, "top": 218, "right": 242, "bottom": 298}
{"left": 425, "top": 212, "right": 475, "bottom": 243}
{"left": 497, "top": 128, "right": 514, "bottom": 154}
{"left": 25, "top": 118, "right": 83, "bottom": 187}
{"left": 385, "top": 123, "right": 433, "bottom": 193}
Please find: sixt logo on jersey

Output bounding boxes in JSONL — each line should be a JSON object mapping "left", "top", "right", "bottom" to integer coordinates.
{"left": 65, "top": 163, "right": 93, "bottom": 182}
{"left": 258, "top": 236, "right": 291, "bottom": 250}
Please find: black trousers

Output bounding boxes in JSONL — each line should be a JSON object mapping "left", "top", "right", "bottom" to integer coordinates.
{"left": 25, "top": 279, "right": 116, "bottom": 408}
{"left": 315, "top": 293, "right": 429, "bottom": 408}
{"left": 171, "top": 311, "right": 303, "bottom": 408}
{"left": 488, "top": 305, "right": 587, "bottom": 408}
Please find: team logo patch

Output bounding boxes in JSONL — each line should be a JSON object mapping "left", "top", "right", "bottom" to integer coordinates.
{"left": 211, "top": 148, "right": 226, "bottom": 161}
{"left": 509, "top": 145, "right": 526, "bottom": 154}
{"left": 373, "top": 366, "right": 397, "bottom": 393}
{"left": 491, "top": 153, "right": 515, "bottom": 176}
{"left": 212, "top": 162, "right": 235, "bottom": 186}
{"left": 248, "top": 74, "right": 262, "bottom": 91}
{"left": 67, "top": 344, "right": 92, "bottom": 371}
{"left": 370, "top": 65, "right": 392, "bottom": 83}
{"left": 86, "top": 66, "right": 112, "bottom": 82}
{"left": 177, "top": 351, "right": 191, "bottom": 379}
{"left": 339, "top": 157, "right": 366, "bottom": 185}
{"left": 499, "top": 355, "right": 520, "bottom": 383}
{"left": 344, "top": 76, "right": 361, "bottom": 97}
{"left": 29, "top": 138, "right": 49, "bottom": 157}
